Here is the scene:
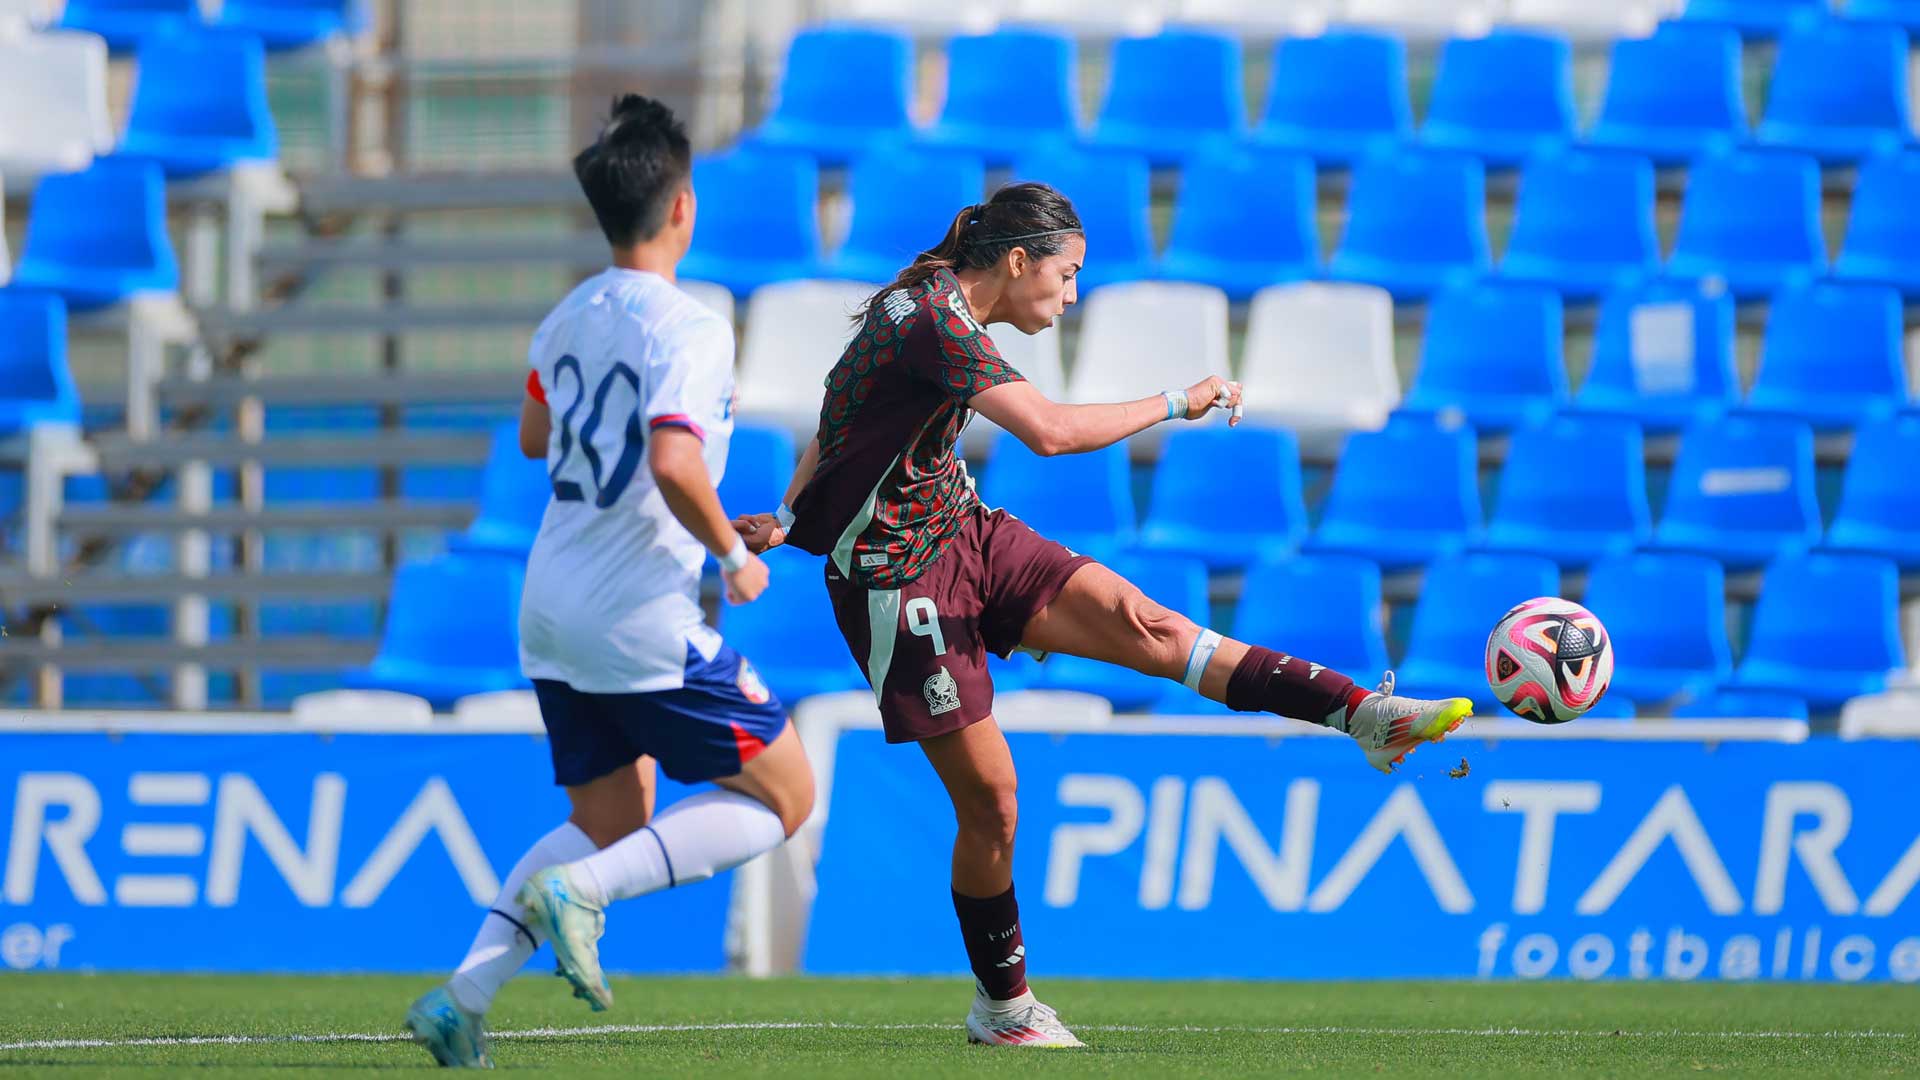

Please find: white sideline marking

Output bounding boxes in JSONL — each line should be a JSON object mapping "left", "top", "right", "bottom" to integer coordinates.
{"left": 0, "top": 1021, "right": 1914, "bottom": 1053}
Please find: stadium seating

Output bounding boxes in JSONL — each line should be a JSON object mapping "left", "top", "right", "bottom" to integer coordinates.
{"left": 1421, "top": 30, "right": 1575, "bottom": 169}
{"left": 0, "top": 29, "right": 113, "bottom": 176}
{"left": 1395, "top": 552, "right": 1560, "bottom": 711}
{"left": 1250, "top": 29, "right": 1410, "bottom": 168}
{"left": 830, "top": 148, "right": 987, "bottom": 284}
{"left": 1158, "top": 147, "right": 1318, "bottom": 300}
{"left": 1501, "top": 149, "right": 1658, "bottom": 300}
{"left": 1088, "top": 29, "right": 1245, "bottom": 167}
{"left": 1680, "top": 0, "right": 1830, "bottom": 38}
{"left": 1174, "top": 0, "right": 1335, "bottom": 38}
{"left": 1328, "top": 147, "right": 1490, "bottom": 302}
{"left": 1667, "top": 150, "right": 1826, "bottom": 301}
{"left": 1482, "top": 415, "right": 1650, "bottom": 566}
{"left": 678, "top": 149, "right": 824, "bottom": 296}
{"left": 1238, "top": 282, "right": 1399, "bottom": 454}
{"left": 1587, "top": 23, "right": 1745, "bottom": 167}
{"left": 921, "top": 30, "right": 1078, "bottom": 166}
{"left": 1581, "top": 552, "right": 1731, "bottom": 705}
{"left": 1653, "top": 414, "right": 1821, "bottom": 570}
{"left": 748, "top": 26, "right": 913, "bottom": 166}
{"left": 678, "top": 279, "right": 735, "bottom": 324}
{"left": 1342, "top": 0, "right": 1496, "bottom": 38}
{"left": 1672, "top": 690, "right": 1811, "bottom": 721}
{"left": 1010, "top": 146, "right": 1154, "bottom": 292}
{"left": 1402, "top": 282, "right": 1567, "bottom": 432}
{"left": 119, "top": 26, "right": 278, "bottom": 177}
{"left": 734, "top": 278, "right": 874, "bottom": 439}
{"left": 1001, "top": 0, "right": 1165, "bottom": 36}
{"left": 716, "top": 424, "right": 797, "bottom": 529}
{"left": 1835, "top": 150, "right": 1920, "bottom": 301}
{"left": 1232, "top": 554, "right": 1391, "bottom": 683}
{"left": 966, "top": 322, "right": 1066, "bottom": 450}
{"left": 1503, "top": 0, "right": 1667, "bottom": 38}
{"left": 720, "top": 548, "right": 866, "bottom": 705}
{"left": 215, "top": 0, "right": 368, "bottom": 51}
{"left": 1756, "top": 20, "right": 1912, "bottom": 165}
{"left": 12, "top": 156, "right": 180, "bottom": 309}
{"left": 1849, "top": 0, "right": 1920, "bottom": 31}
{"left": 448, "top": 423, "right": 549, "bottom": 559}
{"left": 0, "top": 289, "right": 79, "bottom": 437}
{"left": 1304, "top": 417, "right": 1483, "bottom": 570}
{"left": 1825, "top": 413, "right": 1920, "bottom": 570}
{"left": 1138, "top": 426, "right": 1307, "bottom": 570}
{"left": 816, "top": 0, "right": 998, "bottom": 35}
{"left": 1744, "top": 283, "right": 1908, "bottom": 430}
{"left": 1042, "top": 551, "right": 1210, "bottom": 711}
{"left": 1063, "top": 282, "right": 1230, "bottom": 411}
{"left": 1573, "top": 280, "right": 1738, "bottom": 433}
{"left": 346, "top": 555, "right": 527, "bottom": 708}
{"left": 58, "top": 0, "right": 194, "bottom": 51}
{"left": 1730, "top": 553, "right": 1905, "bottom": 711}
{"left": 979, "top": 437, "right": 1135, "bottom": 560}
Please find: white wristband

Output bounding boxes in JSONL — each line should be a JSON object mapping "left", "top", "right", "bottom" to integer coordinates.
{"left": 775, "top": 502, "right": 795, "bottom": 530}
{"left": 719, "top": 538, "right": 750, "bottom": 573}
{"left": 1162, "top": 389, "right": 1189, "bottom": 422}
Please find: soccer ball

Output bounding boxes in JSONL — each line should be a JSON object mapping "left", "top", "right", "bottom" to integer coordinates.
{"left": 1485, "top": 597, "right": 1613, "bottom": 724}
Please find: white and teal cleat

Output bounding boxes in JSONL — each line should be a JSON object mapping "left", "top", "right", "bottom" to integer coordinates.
{"left": 404, "top": 985, "right": 493, "bottom": 1069}
{"left": 517, "top": 865, "right": 612, "bottom": 1012}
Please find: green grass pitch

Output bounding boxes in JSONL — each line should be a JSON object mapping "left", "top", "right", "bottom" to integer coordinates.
{"left": 1, "top": 973, "right": 1916, "bottom": 1077}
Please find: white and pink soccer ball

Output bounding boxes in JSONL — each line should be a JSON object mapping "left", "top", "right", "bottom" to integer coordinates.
{"left": 1485, "top": 597, "right": 1614, "bottom": 724}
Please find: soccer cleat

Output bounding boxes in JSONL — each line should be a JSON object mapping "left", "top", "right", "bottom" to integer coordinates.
{"left": 516, "top": 866, "right": 613, "bottom": 1012}
{"left": 965, "top": 991, "right": 1086, "bottom": 1049}
{"left": 1344, "top": 671, "right": 1474, "bottom": 775}
{"left": 404, "top": 985, "right": 494, "bottom": 1069}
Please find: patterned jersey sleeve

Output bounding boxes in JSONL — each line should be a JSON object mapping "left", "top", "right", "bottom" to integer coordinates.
{"left": 904, "top": 287, "right": 1026, "bottom": 402}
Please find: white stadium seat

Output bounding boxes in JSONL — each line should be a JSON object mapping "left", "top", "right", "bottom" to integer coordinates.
{"left": 1240, "top": 282, "right": 1400, "bottom": 460}
{"left": 1339, "top": 0, "right": 1497, "bottom": 39}
{"left": 736, "top": 278, "right": 880, "bottom": 441}
{"left": 0, "top": 29, "right": 114, "bottom": 177}
{"left": 678, "top": 278, "right": 736, "bottom": 326}
{"left": 1502, "top": 0, "right": 1673, "bottom": 39}
{"left": 966, "top": 320, "right": 1065, "bottom": 453}
{"left": 0, "top": 166, "right": 9, "bottom": 286}
{"left": 1065, "top": 282, "right": 1231, "bottom": 451}
{"left": 816, "top": 0, "right": 1002, "bottom": 35}
{"left": 0, "top": 0, "right": 53, "bottom": 37}
{"left": 1175, "top": 0, "right": 1335, "bottom": 38}
{"left": 291, "top": 689, "right": 435, "bottom": 730}
{"left": 1000, "top": 0, "right": 1165, "bottom": 37}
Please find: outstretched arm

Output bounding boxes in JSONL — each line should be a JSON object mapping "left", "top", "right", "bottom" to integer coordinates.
{"left": 734, "top": 433, "right": 821, "bottom": 554}
{"left": 969, "top": 375, "right": 1242, "bottom": 458}
{"left": 652, "top": 428, "right": 769, "bottom": 603}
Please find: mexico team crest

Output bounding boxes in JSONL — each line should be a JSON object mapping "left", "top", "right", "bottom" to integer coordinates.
{"left": 737, "top": 658, "right": 772, "bottom": 705}
{"left": 924, "top": 666, "right": 962, "bottom": 716}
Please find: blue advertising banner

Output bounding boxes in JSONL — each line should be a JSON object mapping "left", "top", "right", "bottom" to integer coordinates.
{"left": 0, "top": 732, "right": 732, "bottom": 973}
{"left": 807, "top": 731, "right": 1920, "bottom": 982}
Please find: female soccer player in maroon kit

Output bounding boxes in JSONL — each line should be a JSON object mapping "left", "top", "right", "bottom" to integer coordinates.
{"left": 736, "top": 182, "right": 1471, "bottom": 1047}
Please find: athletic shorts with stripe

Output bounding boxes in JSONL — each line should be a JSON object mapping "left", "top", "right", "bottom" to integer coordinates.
{"left": 824, "top": 506, "right": 1093, "bottom": 743}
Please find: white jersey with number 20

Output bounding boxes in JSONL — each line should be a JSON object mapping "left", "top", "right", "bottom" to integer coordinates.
{"left": 520, "top": 267, "right": 734, "bottom": 693}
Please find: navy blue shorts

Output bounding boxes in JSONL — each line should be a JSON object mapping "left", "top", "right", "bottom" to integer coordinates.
{"left": 534, "top": 643, "right": 788, "bottom": 786}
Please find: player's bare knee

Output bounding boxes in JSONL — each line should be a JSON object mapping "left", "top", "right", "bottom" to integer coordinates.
{"left": 956, "top": 784, "right": 1019, "bottom": 852}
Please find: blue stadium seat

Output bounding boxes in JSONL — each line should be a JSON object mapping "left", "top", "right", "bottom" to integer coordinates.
{"left": 1396, "top": 552, "right": 1560, "bottom": 711}
{"left": 1653, "top": 414, "right": 1821, "bottom": 570}
{"left": 1849, "top": 0, "right": 1920, "bottom": 31}
{"left": 1835, "top": 150, "right": 1920, "bottom": 301}
{"left": 1231, "top": 555, "right": 1391, "bottom": 685}
{"left": 449, "top": 422, "right": 549, "bottom": 559}
{"left": 978, "top": 436, "right": 1134, "bottom": 560}
{"left": 1730, "top": 553, "right": 1905, "bottom": 710}
{"left": 1158, "top": 148, "right": 1318, "bottom": 301}
{"left": 1483, "top": 416, "right": 1650, "bottom": 566}
{"left": 1304, "top": 417, "right": 1483, "bottom": 570}
{"left": 1681, "top": 0, "right": 1830, "bottom": 38}
{"left": 262, "top": 405, "right": 376, "bottom": 503}
{"left": 345, "top": 555, "right": 527, "bottom": 708}
{"left": 1252, "top": 30, "right": 1411, "bottom": 168}
{"left": 118, "top": 26, "right": 277, "bottom": 177}
{"left": 1588, "top": 24, "right": 1746, "bottom": 167}
{"left": 1010, "top": 146, "right": 1154, "bottom": 292}
{"left": 678, "top": 149, "right": 823, "bottom": 296}
{"left": 1826, "top": 413, "right": 1920, "bottom": 570}
{"left": 721, "top": 548, "right": 866, "bottom": 705}
{"left": 717, "top": 423, "right": 797, "bottom": 524}
{"left": 1581, "top": 552, "right": 1731, "bottom": 705}
{"left": 1667, "top": 150, "right": 1826, "bottom": 301}
{"left": 922, "top": 30, "right": 1078, "bottom": 166}
{"left": 0, "top": 290, "right": 80, "bottom": 437}
{"left": 1042, "top": 552, "right": 1210, "bottom": 711}
{"left": 1087, "top": 29, "right": 1245, "bottom": 167}
{"left": 1501, "top": 149, "right": 1658, "bottom": 300}
{"left": 12, "top": 157, "right": 179, "bottom": 310}
{"left": 1573, "top": 280, "right": 1738, "bottom": 434}
{"left": 1672, "top": 689, "right": 1811, "bottom": 721}
{"left": 748, "top": 26, "right": 913, "bottom": 166}
{"left": 1402, "top": 283, "right": 1567, "bottom": 432}
{"left": 1746, "top": 283, "right": 1908, "bottom": 430}
{"left": 216, "top": 0, "right": 367, "bottom": 51}
{"left": 1757, "top": 21, "right": 1913, "bottom": 165}
{"left": 58, "top": 0, "right": 195, "bottom": 52}
{"left": 830, "top": 148, "right": 986, "bottom": 284}
{"left": 1138, "top": 426, "right": 1307, "bottom": 570}
{"left": 1328, "top": 148, "right": 1490, "bottom": 302}
{"left": 1422, "top": 30, "right": 1575, "bottom": 169}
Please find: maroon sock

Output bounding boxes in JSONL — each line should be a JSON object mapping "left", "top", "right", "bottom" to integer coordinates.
{"left": 1225, "top": 646, "right": 1366, "bottom": 726}
{"left": 952, "top": 884, "right": 1029, "bottom": 1001}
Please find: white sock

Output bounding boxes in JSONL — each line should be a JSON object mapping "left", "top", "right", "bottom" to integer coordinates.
{"left": 448, "top": 821, "right": 597, "bottom": 1014}
{"left": 572, "top": 790, "right": 785, "bottom": 906}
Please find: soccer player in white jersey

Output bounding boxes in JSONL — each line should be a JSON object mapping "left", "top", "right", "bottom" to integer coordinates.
{"left": 405, "top": 95, "right": 815, "bottom": 1069}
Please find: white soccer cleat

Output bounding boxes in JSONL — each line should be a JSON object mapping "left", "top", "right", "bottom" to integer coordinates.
{"left": 964, "top": 991, "right": 1086, "bottom": 1049}
{"left": 516, "top": 866, "right": 612, "bottom": 1012}
{"left": 1344, "top": 671, "right": 1474, "bottom": 775}
{"left": 404, "top": 985, "right": 493, "bottom": 1069}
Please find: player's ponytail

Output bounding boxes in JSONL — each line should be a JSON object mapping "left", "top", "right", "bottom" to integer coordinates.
{"left": 862, "top": 182, "right": 1083, "bottom": 320}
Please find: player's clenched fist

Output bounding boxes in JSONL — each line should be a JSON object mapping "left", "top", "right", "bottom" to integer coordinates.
{"left": 1182, "top": 375, "right": 1243, "bottom": 426}
{"left": 722, "top": 551, "right": 770, "bottom": 604}
{"left": 733, "top": 512, "right": 787, "bottom": 555}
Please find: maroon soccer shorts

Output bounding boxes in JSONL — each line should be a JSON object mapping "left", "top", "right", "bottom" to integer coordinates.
{"left": 824, "top": 507, "right": 1094, "bottom": 743}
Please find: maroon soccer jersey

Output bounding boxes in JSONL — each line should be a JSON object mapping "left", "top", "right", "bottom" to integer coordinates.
{"left": 785, "top": 268, "right": 1025, "bottom": 589}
